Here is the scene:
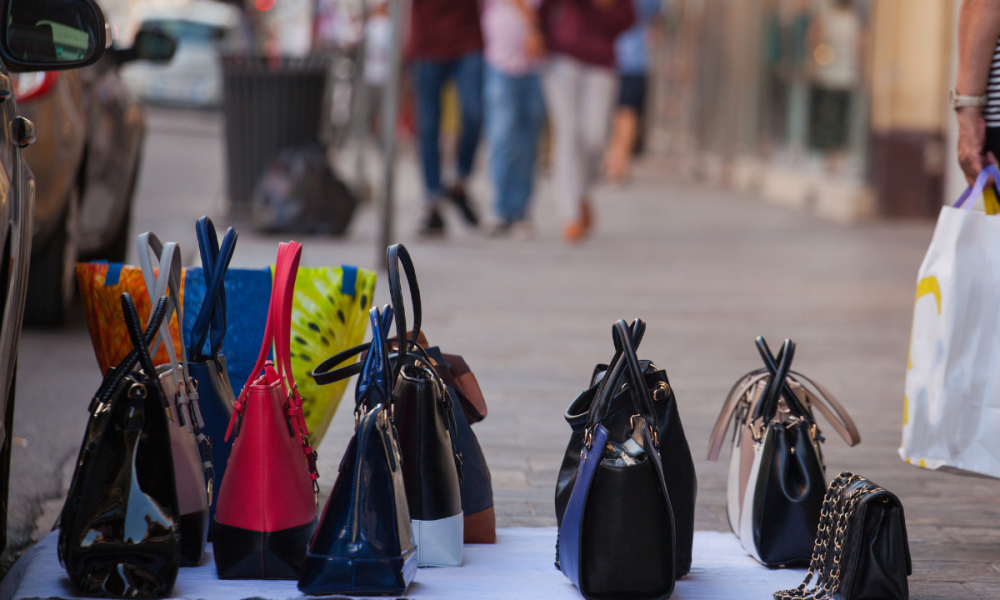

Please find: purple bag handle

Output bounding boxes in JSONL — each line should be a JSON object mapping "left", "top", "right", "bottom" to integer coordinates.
{"left": 954, "top": 164, "right": 1000, "bottom": 210}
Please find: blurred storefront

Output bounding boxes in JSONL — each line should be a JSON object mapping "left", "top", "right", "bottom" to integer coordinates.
{"left": 650, "top": 0, "right": 957, "bottom": 220}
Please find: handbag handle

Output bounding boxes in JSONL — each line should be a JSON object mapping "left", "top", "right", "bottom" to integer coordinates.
{"left": 226, "top": 242, "right": 318, "bottom": 483}
{"left": 354, "top": 305, "right": 395, "bottom": 416}
{"left": 612, "top": 319, "right": 659, "bottom": 433}
{"left": 386, "top": 244, "right": 422, "bottom": 381}
{"left": 585, "top": 320, "right": 658, "bottom": 446}
{"left": 120, "top": 293, "right": 172, "bottom": 418}
{"left": 706, "top": 368, "right": 770, "bottom": 461}
{"left": 136, "top": 232, "right": 199, "bottom": 431}
{"left": 189, "top": 217, "right": 238, "bottom": 361}
{"left": 788, "top": 370, "right": 861, "bottom": 446}
{"left": 754, "top": 338, "right": 798, "bottom": 424}
{"left": 585, "top": 319, "right": 642, "bottom": 425}
{"left": 93, "top": 294, "right": 171, "bottom": 412}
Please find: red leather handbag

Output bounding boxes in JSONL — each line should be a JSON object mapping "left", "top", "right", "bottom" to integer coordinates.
{"left": 213, "top": 241, "right": 319, "bottom": 580}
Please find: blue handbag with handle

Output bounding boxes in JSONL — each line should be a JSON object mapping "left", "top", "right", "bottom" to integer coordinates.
{"left": 558, "top": 319, "right": 677, "bottom": 600}
{"left": 185, "top": 217, "right": 240, "bottom": 528}
{"left": 298, "top": 304, "right": 417, "bottom": 595}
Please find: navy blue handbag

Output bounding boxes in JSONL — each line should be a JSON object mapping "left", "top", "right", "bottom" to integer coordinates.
{"left": 299, "top": 305, "right": 417, "bottom": 595}
{"left": 186, "top": 217, "right": 238, "bottom": 528}
{"left": 558, "top": 320, "right": 677, "bottom": 600}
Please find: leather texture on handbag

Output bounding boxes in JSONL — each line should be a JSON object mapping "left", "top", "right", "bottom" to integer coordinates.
{"left": 137, "top": 232, "right": 213, "bottom": 566}
{"left": 708, "top": 337, "right": 861, "bottom": 567}
{"left": 213, "top": 240, "right": 319, "bottom": 580}
{"left": 557, "top": 319, "right": 676, "bottom": 600}
{"left": 314, "top": 333, "right": 495, "bottom": 546}
{"left": 555, "top": 319, "right": 696, "bottom": 577}
{"left": 312, "top": 244, "right": 464, "bottom": 565}
{"left": 186, "top": 217, "right": 238, "bottom": 532}
{"left": 385, "top": 244, "right": 463, "bottom": 566}
{"left": 774, "top": 472, "right": 912, "bottom": 600}
{"left": 423, "top": 346, "right": 495, "bottom": 544}
{"left": 59, "top": 294, "right": 181, "bottom": 598}
{"left": 299, "top": 305, "right": 417, "bottom": 596}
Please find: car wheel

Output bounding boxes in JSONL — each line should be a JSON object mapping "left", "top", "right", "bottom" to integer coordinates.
{"left": 24, "top": 187, "right": 79, "bottom": 327}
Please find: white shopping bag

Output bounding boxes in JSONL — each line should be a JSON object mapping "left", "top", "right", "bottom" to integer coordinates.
{"left": 901, "top": 165, "right": 1000, "bottom": 478}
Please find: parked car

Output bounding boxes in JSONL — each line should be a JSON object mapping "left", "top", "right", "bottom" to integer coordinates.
{"left": 18, "top": 14, "right": 175, "bottom": 327}
{"left": 121, "top": 0, "right": 249, "bottom": 107}
{"left": 0, "top": 0, "right": 114, "bottom": 554}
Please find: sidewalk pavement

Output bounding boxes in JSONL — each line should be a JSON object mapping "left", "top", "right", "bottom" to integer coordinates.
{"left": 6, "top": 109, "right": 998, "bottom": 598}
{"left": 304, "top": 153, "right": 995, "bottom": 598}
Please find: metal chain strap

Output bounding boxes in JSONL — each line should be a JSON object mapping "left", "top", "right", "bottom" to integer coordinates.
{"left": 773, "top": 472, "right": 883, "bottom": 600}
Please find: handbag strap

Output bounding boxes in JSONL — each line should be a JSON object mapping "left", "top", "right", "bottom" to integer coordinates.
{"left": 136, "top": 232, "right": 199, "bottom": 431}
{"left": 788, "top": 371, "right": 861, "bottom": 446}
{"left": 706, "top": 368, "right": 770, "bottom": 461}
{"left": 612, "top": 319, "right": 659, "bottom": 433}
{"left": 754, "top": 337, "right": 811, "bottom": 423}
{"left": 189, "top": 217, "right": 238, "bottom": 361}
{"left": 754, "top": 338, "right": 797, "bottom": 423}
{"left": 354, "top": 305, "right": 395, "bottom": 416}
{"left": 225, "top": 241, "right": 318, "bottom": 483}
{"left": 584, "top": 319, "right": 658, "bottom": 445}
{"left": 92, "top": 294, "right": 172, "bottom": 415}
{"left": 386, "top": 243, "right": 422, "bottom": 382}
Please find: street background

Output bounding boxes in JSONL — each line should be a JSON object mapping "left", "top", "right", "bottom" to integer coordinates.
{"left": 6, "top": 107, "right": 1000, "bottom": 598}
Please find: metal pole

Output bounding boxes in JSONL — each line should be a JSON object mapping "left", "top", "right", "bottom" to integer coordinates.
{"left": 378, "top": 0, "right": 404, "bottom": 266}
{"left": 353, "top": 0, "right": 369, "bottom": 201}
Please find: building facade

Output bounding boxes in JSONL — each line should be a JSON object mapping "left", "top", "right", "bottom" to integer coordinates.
{"left": 650, "top": 0, "right": 958, "bottom": 220}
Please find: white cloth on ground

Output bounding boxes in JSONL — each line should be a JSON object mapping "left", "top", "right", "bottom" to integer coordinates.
{"left": 1, "top": 528, "right": 807, "bottom": 600}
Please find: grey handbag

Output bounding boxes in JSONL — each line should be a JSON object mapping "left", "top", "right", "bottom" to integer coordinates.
{"left": 137, "top": 232, "right": 214, "bottom": 566}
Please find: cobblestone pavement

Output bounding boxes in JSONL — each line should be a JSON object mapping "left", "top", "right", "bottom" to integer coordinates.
{"left": 5, "top": 109, "right": 999, "bottom": 598}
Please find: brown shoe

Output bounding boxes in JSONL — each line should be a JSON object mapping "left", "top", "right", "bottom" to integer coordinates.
{"left": 581, "top": 201, "right": 593, "bottom": 232}
{"left": 563, "top": 219, "right": 588, "bottom": 243}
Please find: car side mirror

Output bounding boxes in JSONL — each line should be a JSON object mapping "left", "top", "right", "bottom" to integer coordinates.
{"left": 114, "top": 30, "right": 177, "bottom": 65}
{"left": 0, "top": 0, "right": 108, "bottom": 72}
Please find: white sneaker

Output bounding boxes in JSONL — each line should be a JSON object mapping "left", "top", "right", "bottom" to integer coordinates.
{"left": 509, "top": 220, "right": 534, "bottom": 240}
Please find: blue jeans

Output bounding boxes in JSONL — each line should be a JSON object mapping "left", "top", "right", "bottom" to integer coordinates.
{"left": 413, "top": 53, "right": 484, "bottom": 201}
{"left": 485, "top": 66, "right": 545, "bottom": 222}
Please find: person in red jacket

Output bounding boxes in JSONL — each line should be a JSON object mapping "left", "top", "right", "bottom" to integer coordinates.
{"left": 539, "top": 0, "right": 634, "bottom": 242}
{"left": 409, "top": 0, "right": 485, "bottom": 237}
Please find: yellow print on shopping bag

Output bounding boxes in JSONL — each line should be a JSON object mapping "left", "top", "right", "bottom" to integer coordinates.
{"left": 902, "top": 275, "right": 941, "bottom": 462}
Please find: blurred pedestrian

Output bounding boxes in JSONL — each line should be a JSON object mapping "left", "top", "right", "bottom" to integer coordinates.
{"left": 482, "top": 0, "right": 546, "bottom": 238}
{"left": 409, "top": 0, "right": 485, "bottom": 236}
{"left": 539, "top": 0, "right": 635, "bottom": 243}
{"left": 363, "top": 0, "right": 391, "bottom": 134}
{"left": 604, "top": 0, "right": 661, "bottom": 183}
{"left": 956, "top": 0, "right": 1000, "bottom": 184}
{"left": 806, "top": 0, "right": 860, "bottom": 172}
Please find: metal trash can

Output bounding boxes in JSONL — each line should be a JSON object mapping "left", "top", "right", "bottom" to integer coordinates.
{"left": 221, "top": 55, "right": 329, "bottom": 215}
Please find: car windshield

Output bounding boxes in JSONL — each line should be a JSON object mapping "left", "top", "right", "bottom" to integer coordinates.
{"left": 140, "top": 19, "right": 222, "bottom": 45}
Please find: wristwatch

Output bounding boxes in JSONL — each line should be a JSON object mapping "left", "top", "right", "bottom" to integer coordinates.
{"left": 950, "top": 89, "right": 988, "bottom": 110}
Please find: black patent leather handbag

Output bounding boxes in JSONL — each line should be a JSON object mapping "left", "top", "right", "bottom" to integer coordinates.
{"left": 59, "top": 294, "right": 181, "bottom": 598}
{"left": 557, "top": 320, "right": 677, "bottom": 600}
{"left": 186, "top": 217, "right": 238, "bottom": 530}
{"left": 312, "top": 244, "right": 464, "bottom": 567}
{"left": 555, "top": 318, "right": 696, "bottom": 577}
{"left": 774, "top": 472, "right": 912, "bottom": 600}
{"left": 299, "top": 305, "right": 417, "bottom": 596}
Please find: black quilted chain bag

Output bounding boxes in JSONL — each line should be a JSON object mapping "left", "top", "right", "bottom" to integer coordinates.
{"left": 774, "top": 472, "right": 912, "bottom": 600}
